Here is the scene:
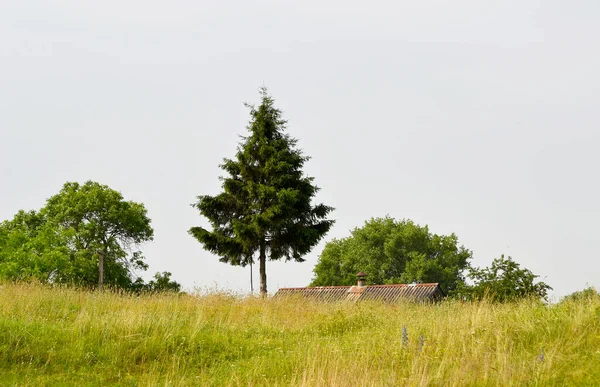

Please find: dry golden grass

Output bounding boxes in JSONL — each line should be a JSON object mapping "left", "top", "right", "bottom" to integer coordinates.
{"left": 1, "top": 282, "right": 599, "bottom": 386}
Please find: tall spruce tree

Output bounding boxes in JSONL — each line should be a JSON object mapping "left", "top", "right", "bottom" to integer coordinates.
{"left": 189, "top": 88, "right": 334, "bottom": 296}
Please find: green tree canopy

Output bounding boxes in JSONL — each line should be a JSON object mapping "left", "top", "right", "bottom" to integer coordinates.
{"left": 0, "top": 210, "right": 71, "bottom": 282}
{"left": 43, "top": 181, "right": 154, "bottom": 289}
{"left": 144, "top": 271, "right": 182, "bottom": 293}
{"left": 560, "top": 287, "right": 599, "bottom": 304}
{"left": 190, "top": 88, "right": 334, "bottom": 295}
{"left": 457, "top": 255, "right": 552, "bottom": 302}
{"left": 311, "top": 217, "right": 472, "bottom": 294}
{"left": 0, "top": 181, "right": 177, "bottom": 291}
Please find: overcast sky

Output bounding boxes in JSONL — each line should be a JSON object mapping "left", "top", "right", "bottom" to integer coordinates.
{"left": 1, "top": 1, "right": 599, "bottom": 299}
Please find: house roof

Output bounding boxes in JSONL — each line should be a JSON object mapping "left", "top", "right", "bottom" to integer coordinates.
{"left": 273, "top": 283, "right": 444, "bottom": 303}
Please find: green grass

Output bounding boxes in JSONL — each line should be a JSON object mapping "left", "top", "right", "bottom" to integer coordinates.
{"left": 1, "top": 283, "right": 599, "bottom": 386}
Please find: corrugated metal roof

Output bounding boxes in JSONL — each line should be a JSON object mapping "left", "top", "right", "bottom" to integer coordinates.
{"left": 274, "top": 286, "right": 351, "bottom": 302}
{"left": 273, "top": 283, "right": 444, "bottom": 303}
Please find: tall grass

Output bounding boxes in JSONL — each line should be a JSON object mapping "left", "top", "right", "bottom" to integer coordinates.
{"left": 1, "top": 282, "right": 598, "bottom": 386}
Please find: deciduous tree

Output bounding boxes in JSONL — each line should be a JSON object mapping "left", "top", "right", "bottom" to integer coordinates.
{"left": 311, "top": 217, "right": 471, "bottom": 294}
{"left": 43, "top": 181, "right": 154, "bottom": 290}
{"left": 0, "top": 181, "right": 171, "bottom": 290}
{"left": 0, "top": 210, "right": 70, "bottom": 282}
{"left": 457, "top": 255, "right": 552, "bottom": 302}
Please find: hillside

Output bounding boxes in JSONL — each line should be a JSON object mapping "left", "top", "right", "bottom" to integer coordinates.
{"left": 1, "top": 283, "right": 598, "bottom": 386}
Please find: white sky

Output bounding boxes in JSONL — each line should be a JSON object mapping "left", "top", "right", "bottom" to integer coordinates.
{"left": 1, "top": 1, "right": 599, "bottom": 299}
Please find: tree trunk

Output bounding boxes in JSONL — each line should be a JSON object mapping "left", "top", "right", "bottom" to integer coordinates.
{"left": 250, "top": 261, "right": 254, "bottom": 293}
{"left": 259, "top": 239, "right": 267, "bottom": 297}
{"left": 98, "top": 250, "right": 104, "bottom": 291}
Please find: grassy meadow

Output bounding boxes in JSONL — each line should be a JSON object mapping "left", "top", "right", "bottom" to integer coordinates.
{"left": 1, "top": 283, "right": 599, "bottom": 386}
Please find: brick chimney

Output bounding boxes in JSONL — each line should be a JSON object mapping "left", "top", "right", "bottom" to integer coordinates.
{"left": 356, "top": 272, "right": 367, "bottom": 287}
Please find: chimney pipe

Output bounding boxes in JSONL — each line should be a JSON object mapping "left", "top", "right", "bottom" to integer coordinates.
{"left": 356, "top": 272, "right": 367, "bottom": 287}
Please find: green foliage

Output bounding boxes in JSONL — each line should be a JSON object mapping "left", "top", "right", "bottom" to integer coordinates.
{"left": 0, "top": 210, "right": 71, "bottom": 282}
{"left": 44, "top": 181, "right": 154, "bottom": 289}
{"left": 143, "top": 271, "right": 182, "bottom": 293}
{"left": 560, "top": 287, "right": 599, "bottom": 304}
{"left": 311, "top": 217, "right": 471, "bottom": 293}
{"left": 190, "top": 88, "right": 334, "bottom": 294}
{"left": 457, "top": 255, "right": 552, "bottom": 302}
{"left": 0, "top": 181, "right": 162, "bottom": 290}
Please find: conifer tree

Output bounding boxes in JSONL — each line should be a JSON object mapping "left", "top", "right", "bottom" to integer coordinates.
{"left": 190, "top": 88, "right": 334, "bottom": 296}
